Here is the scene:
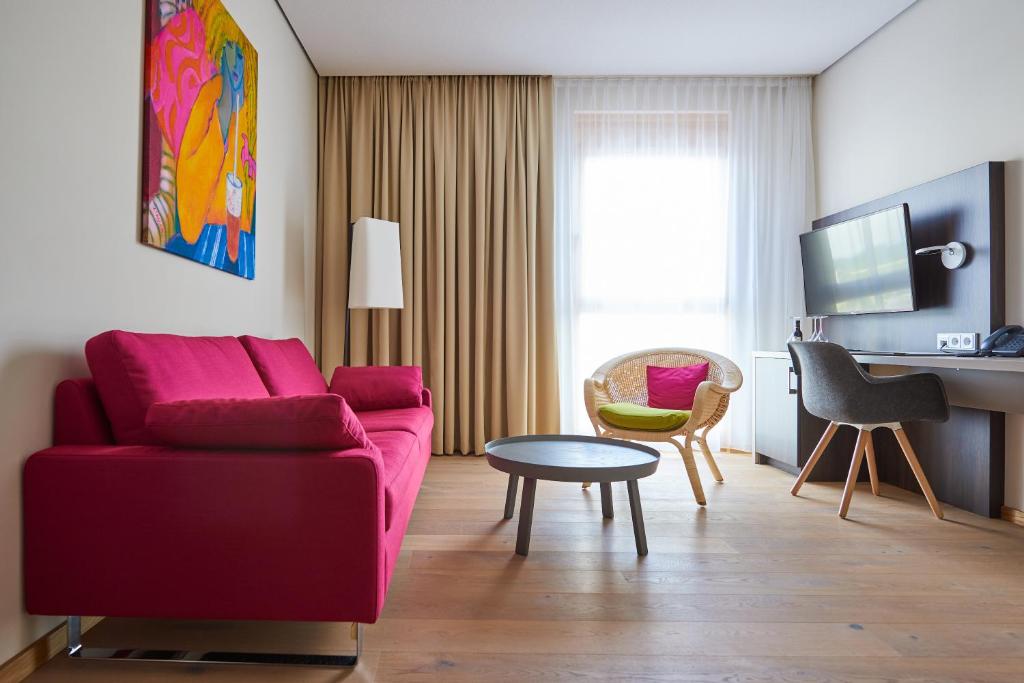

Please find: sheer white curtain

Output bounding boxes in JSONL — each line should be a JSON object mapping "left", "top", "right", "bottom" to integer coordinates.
{"left": 554, "top": 77, "right": 814, "bottom": 450}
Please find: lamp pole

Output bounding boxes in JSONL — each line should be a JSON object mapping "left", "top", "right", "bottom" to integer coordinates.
{"left": 344, "top": 221, "right": 353, "bottom": 366}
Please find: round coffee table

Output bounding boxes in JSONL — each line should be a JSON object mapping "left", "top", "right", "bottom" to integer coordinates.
{"left": 484, "top": 435, "right": 660, "bottom": 556}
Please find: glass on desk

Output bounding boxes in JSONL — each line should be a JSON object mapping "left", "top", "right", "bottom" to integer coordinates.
{"left": 809, "top": 317, "right": 829, "bottom": 343}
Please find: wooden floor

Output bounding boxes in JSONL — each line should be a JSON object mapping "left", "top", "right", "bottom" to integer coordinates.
{"left": 26, "top": 450, "right": 1024, "bottom": 682}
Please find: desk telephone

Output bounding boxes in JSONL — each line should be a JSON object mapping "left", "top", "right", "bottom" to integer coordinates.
{"left": 980, "top": 325, "right": 1024, "bottom": 357}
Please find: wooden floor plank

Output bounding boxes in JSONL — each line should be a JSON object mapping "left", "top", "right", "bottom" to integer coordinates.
{"left": 375, "top": 652, "right": 1024, "bottom": 683}
{"left": 400, "top": 532, "right": 738, "bottom": 554}
{"left": 871, "top": 623, "right": 1024, "bottom": 657}
{"left": 366, "top": 618, "right": 901, "bottom": 657}
{"left": 384, "top": 586, "right": 1024, "bottom": 623}
{"left": 406, "top": 517, "right": 1024, "bottom": 540}
{"left": 406, "top": 548, "right": 1024, "bottom": 574}
{"left": 388, "top": 566, "right": 1024, "bottom": 597}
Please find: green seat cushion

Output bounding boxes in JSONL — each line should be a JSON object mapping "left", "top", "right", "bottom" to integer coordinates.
{"left": 598, "top": 402, "right": 690, "bottom": 431}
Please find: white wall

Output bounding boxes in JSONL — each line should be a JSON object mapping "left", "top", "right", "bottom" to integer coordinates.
{"left": 814, "top": 0, "right": 1024, "bottom": 511}
{"left": 0, "top": 0, "right": 319, "bottom": 663}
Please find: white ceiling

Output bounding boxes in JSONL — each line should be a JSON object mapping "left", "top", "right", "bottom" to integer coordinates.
{"left": 279, "top": 0, "right": 916, "bottom": 77}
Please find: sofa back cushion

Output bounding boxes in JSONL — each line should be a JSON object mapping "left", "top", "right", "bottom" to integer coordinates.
{"left": 85, "top": 331, "right": 269, "bottom": 444}
{"left": 146, "top": 394, "right": 373, "bottom": 451}
{"left": 329, "top": 366, "right": 424, "bottom": 411}
{"left": 238, "top": 336, "right": 327, "bottom": 396}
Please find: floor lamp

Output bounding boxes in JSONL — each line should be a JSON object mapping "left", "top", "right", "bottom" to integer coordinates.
{"left": 345, "top": 217, "right": 404, "bottom": 366}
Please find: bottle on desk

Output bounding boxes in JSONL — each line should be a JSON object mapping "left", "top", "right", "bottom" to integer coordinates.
{"left": 787, "top": 318, "right": 803, "bottom": 343}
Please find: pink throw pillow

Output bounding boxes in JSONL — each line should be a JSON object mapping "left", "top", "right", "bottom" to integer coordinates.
{"left": 647, "top": 363, "right": 710, "bottom": 410}
{"left": 329, "top": 366, "right": 423, "bottom": 411}
{"left": 145, "top": 394, "right": 373, "bottom": 451}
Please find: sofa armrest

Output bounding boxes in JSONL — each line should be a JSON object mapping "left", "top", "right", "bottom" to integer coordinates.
{"left": 54, "top": 378, "right": 113, "bottom": 445}
{"left": 421, "top": 387, "right": 432, "bottom": 408}
{"left": 24, "top": 444, "right": 388, "bottom": 623}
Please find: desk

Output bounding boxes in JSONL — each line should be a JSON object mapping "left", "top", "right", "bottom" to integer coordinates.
{"left": 752, "top": 350, "right": 1012, "bottom": 517}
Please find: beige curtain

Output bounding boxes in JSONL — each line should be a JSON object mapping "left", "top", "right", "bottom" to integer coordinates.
{"left": 317, "top": 76, "right": 560, "bottom": 455}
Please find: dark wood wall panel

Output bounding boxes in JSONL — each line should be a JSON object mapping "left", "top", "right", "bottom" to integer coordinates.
{"left": 812, "top": 162, "right": 1005, "bottom": 353}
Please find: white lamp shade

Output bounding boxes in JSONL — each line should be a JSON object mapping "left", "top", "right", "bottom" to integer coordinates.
{"left": 348, "top": 217, "right": 404, "bottom": 309}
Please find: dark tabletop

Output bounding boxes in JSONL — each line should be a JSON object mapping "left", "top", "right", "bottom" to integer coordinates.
{"left": 484, "top": 434, "right": 660, "bottom": 483}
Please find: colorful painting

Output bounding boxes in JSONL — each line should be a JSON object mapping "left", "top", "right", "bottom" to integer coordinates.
{"left": 141, "top": 0, "right": 258, "bottom": 279}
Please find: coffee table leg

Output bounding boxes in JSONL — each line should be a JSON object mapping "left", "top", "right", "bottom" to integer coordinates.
{"left": 626, "top": 479, "right": 648, "bottom": 556}
{"left": 516, "top": 478, "right": 537, "bottom": 556}
{"left": 600, "top": 482, "right": 614, "bottom": 518}
{"left": 504, "top": 474, "right": 519, "bottom": 519}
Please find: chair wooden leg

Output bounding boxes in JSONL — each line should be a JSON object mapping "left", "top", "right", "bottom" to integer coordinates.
{"left": 839, "top": 430, "right": 869, "bottom": 519}
{"left": 892, "top": 427, "right": 944, "bottom": 520}
{"left": 696, "top": 434, "right": 724, "bottom": 483}
{"left": 864, "top": 430, "right": 880, "bottom": 496}
{"left": 791, "top": 421, "right": 839, "bottom": 496}
{"left": 670, "top": 436, "right": 706, "bottom": 506}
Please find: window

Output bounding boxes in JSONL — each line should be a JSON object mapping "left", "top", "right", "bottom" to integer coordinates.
{"left": 563, "top": 112, "right": 729, "bottom": 434}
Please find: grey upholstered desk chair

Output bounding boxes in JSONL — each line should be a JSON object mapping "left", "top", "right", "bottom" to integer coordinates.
{"left": 787, "top": 342, "right": 949, "bottom": 520}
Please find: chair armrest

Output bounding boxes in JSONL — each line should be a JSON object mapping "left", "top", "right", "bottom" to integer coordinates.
{"left": 862, "top": 372, "right": 950, "bottom": 423}
{"left": 421, "top": 387, "right": 432, "bottom": 408}
{"left": 584, "top": 377, "right": 612, "bottom": 421}
{"left": 24, "top": 444, "right": 387, "bottom": 623}
{"left": 688, "top": 379, "right": 736, "bottom": 430}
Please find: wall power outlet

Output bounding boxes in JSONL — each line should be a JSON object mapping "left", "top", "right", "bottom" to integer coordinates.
{"left": 936, "top": 332, "right": 979, "bottom": 352}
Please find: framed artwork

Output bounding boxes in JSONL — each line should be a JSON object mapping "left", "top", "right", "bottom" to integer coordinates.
{"left": 141, "top": 0, "right": 258, "bottom": 279}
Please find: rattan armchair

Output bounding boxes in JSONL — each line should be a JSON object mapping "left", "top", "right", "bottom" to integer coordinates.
{"left": 584, "top": 348, "right": 743, "bottom": 505}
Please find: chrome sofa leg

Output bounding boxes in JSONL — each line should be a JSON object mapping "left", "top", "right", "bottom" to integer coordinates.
{"left": 352, "top": 622, "right": 364, "bottom": 658}
{"left": 67, "top": 616, "right": 82, "bottom": 656}
{"left": 66, "top": 617, "right": 362, "bottom": 667}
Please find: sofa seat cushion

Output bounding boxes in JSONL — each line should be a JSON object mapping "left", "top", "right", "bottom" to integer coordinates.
{"left": 329, "top": 366, "right": 423, "bottom": 411}
{"left": 238, "top": 336, "right": 327, "bottom": 396}
{"left": 356, "top": 406, "right": 434, "bottom": 436}
{"left": 146, "top": 394, "right": 373, "bottom": 451}
{"left": 599, "top": 402, "right": 690, "bottom": 431}
{"left": 86, "top": 331, "right": 270, "bottom": 444}
{"left": 369, "top": 430, "right": 427, "bottom": 530}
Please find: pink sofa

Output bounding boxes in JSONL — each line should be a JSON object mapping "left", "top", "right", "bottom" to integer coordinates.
{"left": 24, "top": 331, "right": 432, "bottom": 631}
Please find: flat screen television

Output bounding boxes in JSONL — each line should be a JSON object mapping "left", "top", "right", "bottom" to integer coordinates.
{"left": 800, "top": 204, "right": 916, "bottom": 316}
